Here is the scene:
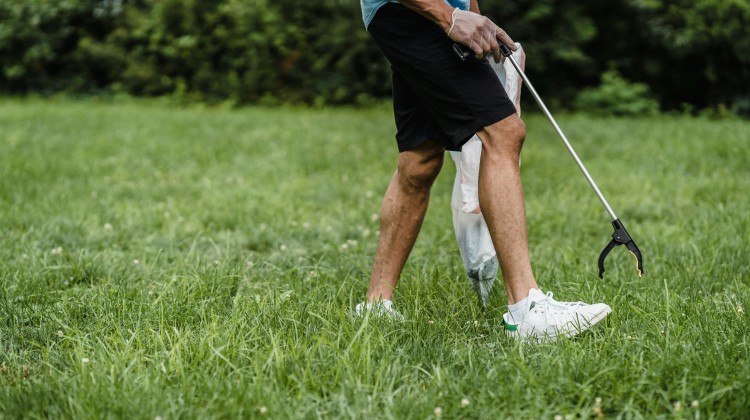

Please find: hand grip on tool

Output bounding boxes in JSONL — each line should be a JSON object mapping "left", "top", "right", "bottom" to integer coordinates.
{"left": 453, "top": 41, "right": 646, "bottom": 279}
{"left": 452, "top": 43, "right": 512, "bottom": 61}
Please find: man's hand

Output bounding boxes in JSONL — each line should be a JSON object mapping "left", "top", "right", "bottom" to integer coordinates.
{"left": 448, "top": 9, "right": 516, "bottom": 63}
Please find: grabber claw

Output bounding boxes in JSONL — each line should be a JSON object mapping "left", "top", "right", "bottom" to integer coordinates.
{"left": 597, "top": 219, "right": 644, "bottom": 279}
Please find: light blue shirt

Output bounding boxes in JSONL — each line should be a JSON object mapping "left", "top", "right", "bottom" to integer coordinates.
{"left": 361, "top": 0, "right": 470, "bottom": 29}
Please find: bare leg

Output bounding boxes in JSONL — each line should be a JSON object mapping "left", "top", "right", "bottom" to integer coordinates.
{"left": 476, "top": 114, "right": 538, "bottom": 304}
{"left": 366, "top": 140, "right": 445, "bottom": 302}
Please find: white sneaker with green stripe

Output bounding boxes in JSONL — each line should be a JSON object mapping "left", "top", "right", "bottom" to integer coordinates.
{"left": 503, "top": 288, "right": 611, "bottom": 340}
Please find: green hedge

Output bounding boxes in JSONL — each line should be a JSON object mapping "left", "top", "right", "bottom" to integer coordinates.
{"left": 1, "top": 0, "right": 748, "bottom": 113}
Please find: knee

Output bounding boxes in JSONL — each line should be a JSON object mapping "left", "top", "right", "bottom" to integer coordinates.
{"left": 398, "top": 153, "right": 444, "bottom": 192}
{"left": 509, "top": 118, "right": 527, "bottom": 147}
{"left": 480, "top": 116, "right": 526, "bottom": 158}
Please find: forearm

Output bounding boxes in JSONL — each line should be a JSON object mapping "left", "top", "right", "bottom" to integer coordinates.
{"left": 398, "top": 0, "right": 454, "bottom": 32}
{"left": 470, "top": 0, "right": 479, "bottom": 13}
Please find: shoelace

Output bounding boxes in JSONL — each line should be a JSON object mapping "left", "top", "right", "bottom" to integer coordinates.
{"left": 534, "top": 292, "right": 586, "bottom": 327}
{"left": 545, "top": 291, "right": 587, "bottom": 307}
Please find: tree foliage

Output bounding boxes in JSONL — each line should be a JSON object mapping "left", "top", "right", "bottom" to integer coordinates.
{"left": 0, "top": 0, "right": 748, "bottom": 112}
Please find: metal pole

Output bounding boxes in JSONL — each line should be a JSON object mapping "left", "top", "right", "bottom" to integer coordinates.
{"left": 505, "top": 54, "right": 619, "bottom": 222}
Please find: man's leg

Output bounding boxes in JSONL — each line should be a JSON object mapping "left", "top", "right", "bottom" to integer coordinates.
{"left": 475, "top": 114, "right": 538, "bottom": 304}
{"left": 366, "top": 140, "right": 445, "bottom": 302}
{"left": 476, "top": 114, "right": 613, "bottom": 339}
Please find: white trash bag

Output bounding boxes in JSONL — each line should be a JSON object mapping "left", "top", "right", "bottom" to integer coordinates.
{"left": 450, "top": 44, "right": 525, "bottom": 306}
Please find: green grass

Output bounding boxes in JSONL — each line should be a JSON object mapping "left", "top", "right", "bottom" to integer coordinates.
{"left": 1, "top": 98, "right": 748, "bottom": 418}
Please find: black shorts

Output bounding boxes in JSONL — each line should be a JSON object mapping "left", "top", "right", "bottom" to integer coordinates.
{"left": 369, "top": 3, "right": 517, "bottom": 152}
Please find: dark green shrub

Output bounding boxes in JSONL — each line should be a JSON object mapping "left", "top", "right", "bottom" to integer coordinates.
{"left": 0, "top": 1, "right": 123, "bottom": 93}
{"left": 575, "top": 69, "right": 659, "bottom": 116}
{"left": 0, "top": 0, "right": 747, "bottom": 112}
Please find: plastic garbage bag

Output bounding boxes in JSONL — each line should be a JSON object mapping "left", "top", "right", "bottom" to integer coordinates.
{"left": 450, "top": 44, "right": 525, "bottom": 306}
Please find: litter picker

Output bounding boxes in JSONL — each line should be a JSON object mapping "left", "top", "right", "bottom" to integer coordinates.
{"left": 454, "top": 43, "right": 644, "bottom": 278}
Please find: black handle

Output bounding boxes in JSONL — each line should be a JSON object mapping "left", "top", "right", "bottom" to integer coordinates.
{"left": 453, "top": 44, "right": 472, "bottom": 61}
{"left": 597, "top": 219, "right": 644, "bottom": 279}
{"left": 453, "top": 43, "right": 514, "bottom": 61}
{"left": 499, "top": 43, "right": 512, "bottom": 57}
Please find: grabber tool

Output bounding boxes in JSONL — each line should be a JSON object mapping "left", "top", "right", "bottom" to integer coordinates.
{"left": 454, "top": 43, "right": 644, "bottom": 278}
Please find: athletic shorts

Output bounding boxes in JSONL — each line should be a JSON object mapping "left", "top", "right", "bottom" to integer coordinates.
{"left": 368, "top": 3, "right": 517, "bottom": 152}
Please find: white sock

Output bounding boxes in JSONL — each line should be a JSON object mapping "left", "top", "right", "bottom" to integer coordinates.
{"left": 508, "top": 297, "right": 529, "bottom": 324}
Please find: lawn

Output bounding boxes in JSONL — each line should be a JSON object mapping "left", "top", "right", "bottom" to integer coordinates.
{"left": 1, "top": 98, "right": 748, "bottom": 418}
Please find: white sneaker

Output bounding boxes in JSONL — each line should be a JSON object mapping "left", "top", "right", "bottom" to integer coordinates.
{"left": 503, "top": 288, "right": 611, "bottom": 340}
{"left": 355, "top": 299, "right": 404, "bottom": 321}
